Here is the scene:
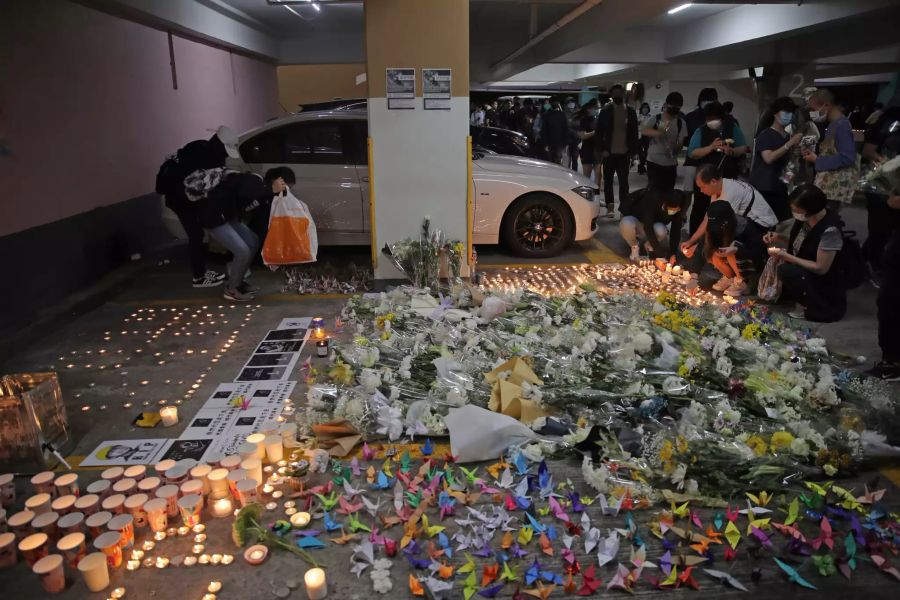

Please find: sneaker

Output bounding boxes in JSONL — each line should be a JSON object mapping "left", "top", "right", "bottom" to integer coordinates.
{"left": 238, "top": 281, "right": 260, "bottom": 294}
{"left": 193, "top": 272, "right": 224, "bottom": 288}
{"left": 712, "top": 276, "right": 733, "bottom": 292}
{"left": 224, "top": 287, "right": 254, "bottom": 302}
{"left": 724, "top": 279, "right": 749, "bottom": 297}
{"left": 629, "top": 245, "right": 641, "bottom": 262}
{"left": 605, "top": 205, "right": 616, "bottom": 219}
{"left": 788, "top": 308, "right": 807, "bottom": 319}
{"left": 866, "top": 361, "right": 900, "bottom": 382}
{"left": 208, "top": 270, "right": 226, "bottom": 282}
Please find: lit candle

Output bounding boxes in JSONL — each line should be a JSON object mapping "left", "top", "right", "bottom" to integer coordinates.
{"left": 221, "top": 554, "right": 234, "bottom": 565}
{"left": 126, "top": 560, "right": 140, "bottom": 571}
{"left": 304, "top": 568, "right": 328, "bottom": 600}
{"left": 290, "top": 512, "right": 310, "bottom": 528}
{"left": 211, "top": 497, "right": 233, "bottom": 518}
{"left": 244, "top": 545, "right": 268, "bottom": 566}
{"left": 208, "top": 582, "right": 222, "bottom": 593}
{"left": 159, "top": 407, "right": 179, "bottom": 427}
{"left": 110, "top": 587, "right": 126, "bottom": 599}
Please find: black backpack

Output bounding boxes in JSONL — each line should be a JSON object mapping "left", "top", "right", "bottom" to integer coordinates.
{"left": 839, "top": 229, "right": 866, "bottom": 289}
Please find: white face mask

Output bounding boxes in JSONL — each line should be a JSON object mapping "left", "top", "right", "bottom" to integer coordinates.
{"left": 566, "top": 102, "right": 576, "bottom": 111}
{"left": 809, "top": 108, "right": 827, "bottom": 123}
{"left": 706, "top": 119, "right": 722, "bottom": 130}
{"left": 700, "top": 101, "right": 713, "bottom": 109}
{"left": 792, "top": 211, "right": 808, "bottom": 222}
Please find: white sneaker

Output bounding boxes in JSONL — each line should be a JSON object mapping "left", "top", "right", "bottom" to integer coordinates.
{"left": 712, "top": 276, "right": 733, "bottom": 292}
{"left": 193, "top": 272, "right": 224, "bottom": 288}
{"left": 724, "top": 279, "right": 749, "bottom": 296}
{"left": 629, "top": 245, "right": 640, "bottom": 261}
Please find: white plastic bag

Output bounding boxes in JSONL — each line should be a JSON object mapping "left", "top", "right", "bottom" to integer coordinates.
{"left": 445, "top": 405, "right": 536, "bottom": 463}
{"left": 262, "top": 189, "right": 318, "bottom": 266}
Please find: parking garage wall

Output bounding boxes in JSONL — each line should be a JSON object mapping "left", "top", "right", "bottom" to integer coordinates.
{"left": 0, "top": 0, "right": 279, "bottom": 332}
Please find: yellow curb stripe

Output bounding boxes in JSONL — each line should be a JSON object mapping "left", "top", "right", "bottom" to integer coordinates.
{"left": 584, "top": 238, "right": 627, "bottom": 265}
{"left": 120, "top": 293, "right": 353, "bottom": 306}
{"left": 881, "top": 466, "right": 900, "bottom": 489}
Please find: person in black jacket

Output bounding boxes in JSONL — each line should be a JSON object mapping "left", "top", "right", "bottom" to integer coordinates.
{"left": 619, "top": 188, "right": 688, "bottom": 262}
{"left": 594, "top": 85, "right": 639, "bottom": 218}
{"left": 541, "top": 100, "right": 570, "bottom": 165}
{"left": 764, "top": 184, "right": 846, "bottom": 322}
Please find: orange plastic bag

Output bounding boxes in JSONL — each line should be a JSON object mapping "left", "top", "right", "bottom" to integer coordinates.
{"left": 262, "top": 190, "right": 318, "bottom": 266}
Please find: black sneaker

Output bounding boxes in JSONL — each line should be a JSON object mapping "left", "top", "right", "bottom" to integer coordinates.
{"left": 238, "top": 281, "right": 260, "bottom": 294}
{"left": 224, "top": 287, "right": 253, "bottom": 302}
{"left": 193, "top": 271, "right": 224, "bottom": 288}
{"left": 866, "top": 361, "right": 900, "bottom": 382}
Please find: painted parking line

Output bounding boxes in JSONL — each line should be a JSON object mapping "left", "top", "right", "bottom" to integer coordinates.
{"left": 584, "top": 238, "right": 627, "bottom": 265}
{"left": 119, "top": 293, "right": 353, "bottom": 306}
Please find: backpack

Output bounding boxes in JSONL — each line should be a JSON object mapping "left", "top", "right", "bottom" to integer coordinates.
{"left": 838, "top": 230, "right": 866, "bottom": 289}
{"left": 155, "top": 155, "right": 181, "bottom": 196}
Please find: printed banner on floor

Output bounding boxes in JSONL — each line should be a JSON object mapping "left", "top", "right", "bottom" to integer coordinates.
{"left": 235, "top": 321, "right": 310, "bottom": 382}
{"left": 80, "top": 438, "right": 173, "bottom": 467}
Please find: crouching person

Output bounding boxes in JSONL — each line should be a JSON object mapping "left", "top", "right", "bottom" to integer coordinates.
{"left": 619, "top": 188, "right": 689, "bottom": 261}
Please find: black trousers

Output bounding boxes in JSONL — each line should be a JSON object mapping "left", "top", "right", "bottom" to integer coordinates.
{"left": 778, "top": 263, "right": 846, "bottom": 323}
{"left": 568, "top": 142, "right": 580, "bottom": 171}
{"left": 761, "top": 189, "right": 791, "bottom": 223}
{"left": 689, "top": 184, "right": 711, "bottom": 236}
{"left": 172, "top": 203, "right": 207, "bottom": 279}
{"left": 647, "top": 162, "right": 677, "bottom": 192}
{"left": 602, "top": 153, "right": 630, "bottom": 209}
{"left": 638, "top": 138, "right": 649, "bottom": 168}
{"left": 865, "top": 193, "right": 892, "bottom": 271}
{"left": 878, "top": 232, "right": 900, "bottom": 361}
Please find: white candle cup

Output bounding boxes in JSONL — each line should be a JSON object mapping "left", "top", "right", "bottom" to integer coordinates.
{"left": 237, "top": 443, "right": 258, "bottom": 461}
{"left": 180, "top": 481, "right": 204, "bottom": 505}
{"left": 74, "top": 494, "right": 100, "bottom": 517}
{"left": 93, "top": 531, "right": 123, "bottom": 569}
{"left": 111, "top": 478, "right": 136, "bottom": 497}
{"left": 18, "top": 532, "right": 49, "bottom": 567}
{"left": 100, "top": 467, "right": 124, "bottom": 485}
{"left": 124, "top": 494, "right": 149, "bottom": 529}
{"left": 219, "top": 455, "right": 242, "bottom": 472}
{"left": 235, "top": 479, "right": 259, "bottom": 508}
{"left": 33, "top": 553, "right": 66, "bottom": 594}
{"left": 30, "top": 472, "right": 56, "bottom": 497}
{"left": 123, "top": 466, "right": 146, "bottom": 482}
{"left": 304, "top": 567, "right": 328, "bottom": 600}
{"left": 190, "top": 465, "right": 212, "bottom": 496}
{"left": 51, "top": 494, "right": 77, "bottom": 516}
{"left": 137, "top": 477, "right": 161, "bottom": 497}
{"left": 25, "top": 493, "right": 52, "bottom": 515}
{"left": 210, "top": 497, "right": 233, "bottom": 518}
{"left": 101, "top": 494, "right": 126, "bottom": 516}
{"left": 240, "top": 458, "right": 263, "bottom": 487}
{"left": 79, "top": 551, "right": 110, "bottom": 592}
{"left": 86, "top": 480, "right": 111, "bottom": 501}
{"left": 0, "top": 473, "right": 16, "bottom": 506}
{"left": 207, "top": 469, "right": 229, "bottom": 499}
{"left": 143, "top": 498, "right": 168, "bottom": 533}
{"left": 84, "top": 512, "right": 112, "bottom": 540}
{"left": 264, "top": 436, "right": 284, "bottom": 464}
{"left": 57, "top": 531, "right": 87, "bottom": 569}
{"left": 155, "top": 485, "right": 180, "bottom": 519}
{"left": 107, "top": 514, "right": 134, "bottom": 551}
{"left": 160, "top": 406, "right": 179, "bottom": 427}
{"left": 53, "top": 473, "right": 80, "bottom": 498}
{"left": 164, "top": 465, "right": 189, "bottom": 486}
{"left": 153, "top": 460, "right": 176, "bottom": 480}
{"left": 8, "top": 510, "right": 36, "bottom": 541}
{"left": 245, "top": 434, "right": 267, "bottom": 461}
{"left": 31, "top": 511, "right": 60, "bottom": 543}
{"left": 226, "top": 470, "right": 247, "bottom": 499}
{"left": 0, "top": 532, "right": 17, "bottom": 567}
{"left": 177, "top": 495, "right": 203, "bottom": 528}
{"left": 58, "top": 512, "right": 85, "bottom": 537}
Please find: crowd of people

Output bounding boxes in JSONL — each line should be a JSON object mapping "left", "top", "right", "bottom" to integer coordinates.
{"left": 470, "top": 87, "right": 900, "bottom": 380}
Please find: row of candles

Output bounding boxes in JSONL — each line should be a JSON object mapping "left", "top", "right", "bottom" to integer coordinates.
{"left": 0, "top": 424, "right": 327, "bottom": 599}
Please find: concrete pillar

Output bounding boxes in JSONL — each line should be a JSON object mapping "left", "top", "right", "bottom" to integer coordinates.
{"left": 365, "top": 0, "right": 470, "bottom": 282}
{"left": 757, "top": 63, "right": 817, "bottom": 114}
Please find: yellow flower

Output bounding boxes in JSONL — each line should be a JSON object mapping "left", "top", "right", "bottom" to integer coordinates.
{"left": 375, "top": 313, "right": 395, "bottom": 330}
{"left": 677, "top": 364, "right": 690, "bottom": 378}
{"left": 746, "top": 435, "right": 768, "bottom": 456}
{"left": 659, "top": 440, "right": 674, "bottom": 463}
{"left": 675, "top": 436, "right": 688, "bottom": 454}
{"left": 769, "top": 431, "right": 795, "bottom": 453}
{"left": 328, "top": 362, "right": 355, "bottom": 386}
{"left": 741, "top": 323, "right": 761, "bottom": 340}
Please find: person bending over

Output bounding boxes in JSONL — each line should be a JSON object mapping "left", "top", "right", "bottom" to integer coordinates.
{"left": 619, "top": 188, "right": 688, "bottom": 262}
{"left": 763, "top": 184, "right": 847, "bottom": 322}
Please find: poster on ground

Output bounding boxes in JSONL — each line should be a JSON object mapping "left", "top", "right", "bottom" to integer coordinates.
{"left": 423, "top": 68, "right": 451, "bottom": 110}
{"left": 387, "top": 68, "right": 415, "bottom": 110}
{"left": 80, "top": 438, "right": 172, "bottom": 467}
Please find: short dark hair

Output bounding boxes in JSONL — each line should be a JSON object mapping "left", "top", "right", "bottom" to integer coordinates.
{"left": 697, "top": 87, "right": 718, "bottom": 106}
{"left": 770, "top": 96, "right": 797, "bottom": 114}
{"left": 789, "top": 184, "right": 828, "bottom": 215}
{"left": 703, "top": 101, "right": 726, "bottom": 120}
{"left": 697, "top": 163, "right": 722, "bottom": 183}
{"left": 660, "top": 189, "right": 685, "bottom": 209}
{"left": 722, "top": 101, "right": 734, "bottom": 113}
{"left": 264, "top": 166, "right": 296, "bottom": 186}
{"left": 609, "top": 84, "right": 625, "bottom": 93}
{"left": 665, "top": 92, "right": 684, "bottom": 107}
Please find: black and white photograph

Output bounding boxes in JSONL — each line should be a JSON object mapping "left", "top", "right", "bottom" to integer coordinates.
{"left": 246, "top": 352, "right": 295, "bottom": 367}
{"left": 159, "top": 439, "right": 211, "bottom": 463}
{"left": 255, "top": 340, "right": 305, "bottom": 354}
{"left": 235, "top": 366, "right": 288, "bottom": 382}
{"left": 265, "top": 328, "right": 308, "bottom": 341}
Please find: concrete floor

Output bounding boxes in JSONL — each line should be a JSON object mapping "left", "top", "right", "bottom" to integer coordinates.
{"left": 0, "top": 170, "right": 896, "bottom": 599}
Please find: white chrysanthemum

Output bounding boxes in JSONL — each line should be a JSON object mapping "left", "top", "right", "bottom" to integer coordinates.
{"left": 715, "top": 356, "right": 733, "bottom": 378}
{"left": 790, "top": 438, "right": 810, "bottom": 457}
{"left": 581, "top": 456, "right": 609, "bottom": 493}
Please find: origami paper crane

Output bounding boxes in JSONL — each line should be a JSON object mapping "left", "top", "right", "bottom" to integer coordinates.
{"left": 597, "top": 530, "right": 620, "bottom": 567}
{"left": 522, "top": 581, "right": 555, "bottom": 600}
{"left": 576, "top": 565, "right": 602, "bottom": 596}
{"left": 724, "top": 521, "right": 741, "bottom": 549}
{"left": 606, "top": 564, "right": 636, "bottom": 593}
{"left": 856, "top": 484, "right": 886, "bottom": 505}
{"left": 871, "top": 554, "right": 900, "bottom": 582}
{"left": 463, "top": 572, "right": 478, "bottom": 600}
{"left": 482, "top": 563, "right": 500, "bottom": 587}
{"left": 774, "top": 557, "right": 817, "bottom": 589}
{"left": 810, "top": 517, "right": 834, "bottom": 551}
{"left": 746, "top": 490, "right": 773, "bottom": 507}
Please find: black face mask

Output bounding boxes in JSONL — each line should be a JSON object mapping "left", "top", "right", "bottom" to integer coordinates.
{"left": 612, "top": 96, "right": 624, "bottom": 105}
{"left": 666, "top": 105, "right": 680, "bottom": 116}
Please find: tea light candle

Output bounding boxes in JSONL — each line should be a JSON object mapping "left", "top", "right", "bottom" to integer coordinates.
{"left": 192, "top": 544, "right": 205, "bottom": 555}
{"left": 160, "top": 406, "right": 179, "bottom": 427}
{"left": 123, "top": 466, "right": 146, "bottom": 482}
{"left": 153, "top": 531, "right": 166, "bottom": 541}
{"left": 262, "top": 484, "right": 274, "bottom": 495}
{"left": 211, "top": 497, "right": 233, "bottom": 518}
{"left": 155, "top": 556, "right": 169, "bottom": 569}
{"left": 315, "top": 340, "right": 328, "bottom": 358}
{"left": 245, "top": 434, "right": 267, "bottom": 460}
{"left": 199, "top": 554, "right": 211, "bottom": 565}
{"left": 183, "top": 556, "right": 197, "bottom": 567}
{"left": 221, "top": 554, "right": 234, "bottom": 565}
{"left": 126, "top": 560, "right": 140, "bottom": 571}
{"left": 209, "top": 582, "right": 222, "bottom": 593}
{"left": 192, "top": 524, "right": 205, "bottom": 533}
{"left": 290, "top": 512, "right": 310, "bottom": 528}
{"left": 110, "top": 587, "right": 126, "bottom": 599}
{"left": 194, "top": 534, "right": 207, "bottom": 543}
{"left": 211, "top": 553, "right": 222, "bottom": 565}
{"left": 244, "top": 545, "right": 268, "bottom": 565}
{"left": 304, "top": 567, "right": 328, "bottom": 600}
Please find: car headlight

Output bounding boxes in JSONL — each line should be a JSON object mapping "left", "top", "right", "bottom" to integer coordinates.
{"left": 572, "top": 185, "right": 597, "bottom": 201}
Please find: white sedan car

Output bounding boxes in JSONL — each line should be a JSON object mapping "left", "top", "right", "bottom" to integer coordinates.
{"left": 226, "top": 110, "right": 600, "bottom": 258}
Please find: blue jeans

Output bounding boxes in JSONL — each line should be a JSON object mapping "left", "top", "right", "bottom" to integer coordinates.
{"left": 620, "top": 216, "right": 668, "bottom": 250}
{"left": 205, "top": 220, "right": 258, "bottom": 290}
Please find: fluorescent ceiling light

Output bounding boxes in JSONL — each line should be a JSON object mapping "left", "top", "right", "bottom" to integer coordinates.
{"left": 312, "top": 2, "right": 320, "bottom": 11}
{"left": 667, "top": 3, "right": 693, "bottom": 15}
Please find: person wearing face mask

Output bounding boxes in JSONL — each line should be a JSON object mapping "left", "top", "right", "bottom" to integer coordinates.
{"left": 485, "top": 101, "right": 498, "bottom": 128}
{"left": 637, "top": 103, "right": 651, "bottom": 175}
{"left": 564, "top": 97, "right": 581, "bottom": 170}
{"left": 541, "top": 100, "right": 570, "bottom": 166}
{"left": 577, "top": 99, "right": 600, "bottom": 184}
{"left": 595, "top": 84, "right": 639, "bottom": 217}
{"left": 749, "top": 97, "right": 803, "bottom": 222}
{"left": 686, "top": 102, "right": 750, "bottom": 235}
{"left": 763, "top": 184, "right": 846, "bottom": 322}
{"left": 618, "top": 188, "right": 688, "bottom": 262}
{"left": 641, "top": 92, "right": 687, "bottom": 193}
{"left": 803, "top": 88, "right": 858, "bottom": 208}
